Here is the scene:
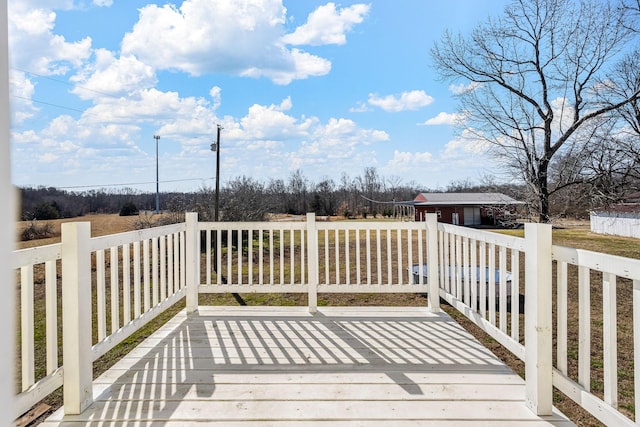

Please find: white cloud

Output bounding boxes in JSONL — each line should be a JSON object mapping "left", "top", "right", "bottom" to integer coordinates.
{"left": 368, "top": 90, "right": 433, "bottom": 112}
{"left": 421, "top": 112, "right": 463, "bottom": 126}
{"left": 93, "top": 0, "right": 113, "bottom": 6}
{"left": 449, "top": 82, "right": 481, "bottom": 95}
{"left": 209, "top": 86, "right": 222, "bottom": 110}
{"left": 9, "top": 70, "right": 38, "bottom": 124}
{"left": 8, "top": 2, "right": 92, "bottom": 75}
{"left": 442, "top": 130, "right": 491, "bottom": 159}
{"left": 282, "top": 2, "right": 370, "bottom": 46}
{"left": 120, "top": 0, "right": 334, "bottom": 85}
{"left": 71, "top": 50, "right": 157, "bottom": 99}
{"left": 349, "top": 101, "right": 370, "bottom": 113}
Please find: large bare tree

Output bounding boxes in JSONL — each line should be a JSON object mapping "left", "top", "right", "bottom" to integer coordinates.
{"left": 432, "top": 0, "right": 640, "bottom": 222}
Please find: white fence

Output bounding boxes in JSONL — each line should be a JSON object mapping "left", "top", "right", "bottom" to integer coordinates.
{"left": 11, "top": 213, "right": 640, "bottom": 426}
{"left": 13, "top": 221, "right": 187, "bottom": 417}
{"left": 591, "top": 211, "right": 640, "bottom": 238}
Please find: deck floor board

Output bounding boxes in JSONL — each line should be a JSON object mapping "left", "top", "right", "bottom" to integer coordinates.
{"left": 42, "top": 306, "right": 574, "bottom": 426}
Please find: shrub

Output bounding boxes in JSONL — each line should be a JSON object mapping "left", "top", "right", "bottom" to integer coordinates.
{"left": 119, "top": 202, "right": 139, "bottom": 216}
{"left": 21, "top": 220, "right": 55, "bottom": 241}
{"left": 31, "top": 202, "right": 61, "bottom": 220}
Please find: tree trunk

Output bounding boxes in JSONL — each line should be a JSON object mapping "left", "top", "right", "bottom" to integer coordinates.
{"left": 537, "top": 159, "right": 551, "bottom": 223}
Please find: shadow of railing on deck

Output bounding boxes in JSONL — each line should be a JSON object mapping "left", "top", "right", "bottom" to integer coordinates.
{"left": 73, "top": 309, "right": 513, "bottom": 424}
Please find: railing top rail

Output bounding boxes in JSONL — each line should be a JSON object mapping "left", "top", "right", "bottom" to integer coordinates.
{"left": 438, "top": 222, "right": 526, "bottom": 251}
{"left": 12, "top": 243, "right": 62, "bottom": 269}
{"left": 90, "top": 222, "right": 186, "bottom": 252}
{"left": 552, "top": 244, "right": 640, "bottom": 278}
{"left": 199, "top": 221, "right": 307, "bottom": 231}
{"left": 315, "top": 221, "right": 426, "bottom": 231}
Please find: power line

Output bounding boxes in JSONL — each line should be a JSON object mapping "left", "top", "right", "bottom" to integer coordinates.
{"left": 14, "top": 67, "right": 119, "bottom": 99}
{"left": 12, "top": 95, "right": 95, "bottom": 116}
{"left": 56, "top": 177, "right": 214, "bottom": 190}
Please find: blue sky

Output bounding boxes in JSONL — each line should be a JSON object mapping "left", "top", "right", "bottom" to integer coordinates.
{"left": 9, "top": 0, "right": 509, "bottom": 192}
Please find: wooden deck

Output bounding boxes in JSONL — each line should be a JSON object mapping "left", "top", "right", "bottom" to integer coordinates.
{"left": 42, "top": 306, "right": 574, "bottom": 426}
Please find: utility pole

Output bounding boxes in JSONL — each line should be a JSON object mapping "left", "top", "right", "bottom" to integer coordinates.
{"left": 211, "top": 124, "right": 222, "bottom": 222}
{"left": 153, "top": 134, "right": 160, "bottom": 213}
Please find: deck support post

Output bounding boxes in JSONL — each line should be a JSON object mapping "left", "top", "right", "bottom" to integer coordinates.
{"left": 426, "top": 213, "right": 440, "bottom": 312}
{"left": 185, "top": 212, "right": 199, "bottom": 314}
{"left": 524, "top": 223, "right": 553, "bottom": 415}
{"left": 61, "top": 222, "right": 93, "bottom": 415}
{"left": 0, "top": 3, "right": 14, "bottom": 424}
{"left": 307, "top": 213, "right": 318, "bottom": 314}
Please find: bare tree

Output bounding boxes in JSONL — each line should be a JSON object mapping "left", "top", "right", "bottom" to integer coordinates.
{"left": 432, "top": 0, "right": 640, "bottom": 222}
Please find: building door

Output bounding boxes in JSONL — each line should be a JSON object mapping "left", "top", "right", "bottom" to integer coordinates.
{"left": 464, "top": 207, "right": 481, "bottom": 225}
{"left": 452, "top": 212, "right": 459, "bottom": 225}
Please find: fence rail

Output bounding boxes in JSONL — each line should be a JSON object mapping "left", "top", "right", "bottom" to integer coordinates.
{"left": 11, "top": 213, "right": 640, "bottom": 426}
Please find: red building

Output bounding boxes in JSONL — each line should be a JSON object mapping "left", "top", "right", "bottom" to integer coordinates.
{"left": 409, "top": 192, "right": 524, "bottom": 225}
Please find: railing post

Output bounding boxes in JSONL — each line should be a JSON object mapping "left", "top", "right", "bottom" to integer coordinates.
{"left": 524, "top": 223, "right": 553, "bottom": 415}
{"left": 0, "top": 2, "right": 14, "bottom": 420}
{"left": 185, "top": 212, "right": 199, "bottom": 314}
{"left": 306, "top": 213, "right": 318, "bottom": 314}
{"left": 61, "top": 222, "right": 93, "bottom": 414}
{"left": 426, "top": 213, "right": 440, "bottom": 313}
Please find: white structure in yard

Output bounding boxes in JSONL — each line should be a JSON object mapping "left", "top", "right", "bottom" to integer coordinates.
{"left": 591, "top": 193, "right": 640, "bottom": 239}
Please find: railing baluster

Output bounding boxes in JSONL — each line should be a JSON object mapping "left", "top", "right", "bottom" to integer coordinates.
{"left": 376, "top": 228, "right": 382, "bottom": 286}
{"left": 463, "top": 236, "right": 469, "bottom": 306}
{"left": 122, "top": 243, "right": 131, "bottom": 325}
{"left": 206, "top": 229, "right": 211, "bottom": 286}
{"left": 324, "top": 229, "right": 330, "bottom": 285}
{"left": 440, "top": 233, "right": 452, "bottom": 293}
{"left": 455, "top": 235, "right": 461, "bottom": 299}
{"left": 237, "top": 229, "right": 242, "bottom": 285}
{"left": 470, "top": 239, "right": 477, "bottom": 310}
{"left": 366, "top": 228, "right": 371, "bottom": 285}
{"left": 152, "top": 237, "right": 158, "bottom": 307}
{"left": 386, "top": 228, "right": 392, "bottom": 285}
{"left": 301, "top": 229, "right": 305, "bottom": 285}
{"left": 346, "top": 229, "right": 351, "bottom": 285}
{"left": 45, "top": 260, "right": 58, "bottom": 374}
{"left": 488, "top": 243, "right": 496, "bottom": 325}
{"left": 133, "top": 241, "right": 141, "bottom": 318}
{"left": 143, "top": 239, "right": 150, "bottom": 312}
{"left": 479, "top": 242, "right": 486, "bottom": 318}
{"left": 20, "top": 265, "right": 34, "bottom": 391}
{"left": 511, "top": 250, "right": 520, "bottom": 342}
{"left": 603, "top": 272, "right": 617, "bottom": 408}
{"left": 248, "top": 229, "right": 254, "bottom": 285}
{"left": 578, "top": 266, "right": 591, "bottom": 391}
{"left": 279, "top": 229, "right": 284, "bottom": 285}
{"left": 259, "top": 228, "right": 264, "bottom": 285}
{"left": 160, "top": 236, "right": 166, "bottom": 301}
{"left": 167, "top": 234, "right": 174, "bottom": 292}
{"left": 395, "top": 228, "right": 401, "bottom": 284}
{"left": 217, "top": 228, "right": 222, "bottom": 286}
{"left": 269, "top": 229, "right": 274, "bottom": 285}
{"left": 174, "top": 232, "right": 180, "bottom": 292}
{"left": 96, "top": 250, "right": 106, "bottom": 341}
{"left": 335, "top": 229, "right": 340, "bottom": 285}
{"left": 290, "top": 228, "right": 295, "bottom": 285}
{"left": 356, "top": 229, "right": 361, "bottom": 285}
{"left": 499, "top": 246, "right": 507, "bottom": 332}
{"left": 110, "top": 246, "right": 120, "bottom": 333}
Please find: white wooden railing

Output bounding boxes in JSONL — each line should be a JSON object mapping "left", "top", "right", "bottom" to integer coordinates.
{"left": 13, "top": 221, "right": 187, "bottom": 417}
{"left": 435, "top": 220, "right": 640, "bottom": 426}
{"left": 197, "top": 215, "right": 439, "bottom": 305}
{"left": 11, "top": 212, "right": 640, "bottom": 425}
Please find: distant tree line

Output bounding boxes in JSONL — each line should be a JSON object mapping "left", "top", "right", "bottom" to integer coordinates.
{"left": 18, "top": 166, "right": 634, "bottom": 222}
